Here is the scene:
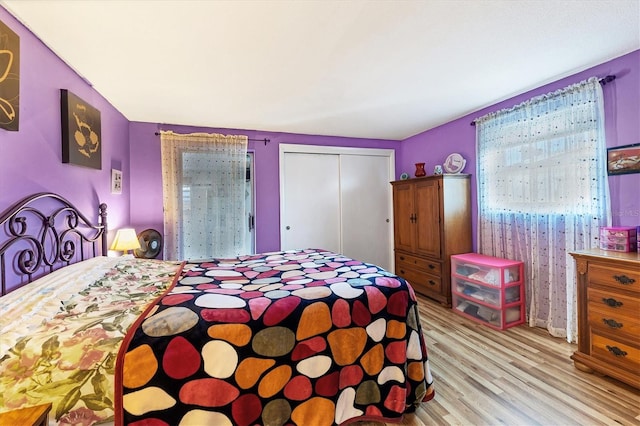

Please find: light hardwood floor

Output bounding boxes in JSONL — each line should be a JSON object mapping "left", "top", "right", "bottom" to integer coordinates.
{"left": 363, "top": 294, "right": 639, "bottom": 426}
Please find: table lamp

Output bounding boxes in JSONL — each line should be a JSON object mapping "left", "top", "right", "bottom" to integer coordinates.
{"left": 110, "top": 228, "right": 141, "bottom": 255}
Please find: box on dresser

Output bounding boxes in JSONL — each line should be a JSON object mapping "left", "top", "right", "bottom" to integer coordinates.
{"left": 570, "top": 249, "right": 640, "bottom": 389}
{"left": 599, "top": 226, "right": 638, "bottom": 252}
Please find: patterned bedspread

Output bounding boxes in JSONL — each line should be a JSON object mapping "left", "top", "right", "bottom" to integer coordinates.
{"left": 119, "top": 249, "right": 434, "bottom": 425}
{"left": 0, "top": 256, "right": 182, "bottom": 425}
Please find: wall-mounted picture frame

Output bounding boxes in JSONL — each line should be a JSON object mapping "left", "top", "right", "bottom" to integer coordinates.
{"left": 111, "top": 169, "right": 122, "bottom": 194}
{"left": 0, "top": 18, "right": 20, "bottom": 131}
{"left": 61, "top": 89, "right": 101, "bottom": 169}
{"left": 607, "top": 143, "right": 640, "bottom": 176}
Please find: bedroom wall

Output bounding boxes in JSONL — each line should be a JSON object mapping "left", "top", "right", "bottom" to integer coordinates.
{"left": 0, "top": 7, "right": 131, "bottom": 238}
{"left": 399, "top": 49, "right": 640, "bottom": 249}
{"left": 129, "top": 122, "right": 399, "bottom": 254}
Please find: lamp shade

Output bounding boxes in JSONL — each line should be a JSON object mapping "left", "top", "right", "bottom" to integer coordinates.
{"left": 110, "top": 228, "right": 141, "bottom": 252}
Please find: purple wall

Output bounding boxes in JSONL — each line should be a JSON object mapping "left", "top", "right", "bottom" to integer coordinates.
{"left": 400, "top": 50, "right": 640, "bottom": 249}
{"left": 0, "top": 7, "right": 131, "bottom": 239}
{"left": 129, "top": 123, "right": 400, "bottom": 254}
{"left": 3, "top": 3, "right": 637, "bottom": 259}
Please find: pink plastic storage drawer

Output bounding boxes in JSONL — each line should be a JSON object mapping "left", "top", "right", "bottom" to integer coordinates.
{"left": 451, "top": 253, "right": 525, "bottom": 331}
{"left": 599, "top": 227, "right": 638, "bottom": 252}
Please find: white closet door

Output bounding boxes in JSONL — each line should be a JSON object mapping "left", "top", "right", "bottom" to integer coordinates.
{"left": 340, "top": 154, "right": 392, "bottom": 270}
{"left": 281, "top": 152, "right": 341, "bottom": 253}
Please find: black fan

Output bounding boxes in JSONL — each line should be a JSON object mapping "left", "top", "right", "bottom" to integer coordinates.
{"left": 133, "top": 229, "right": 162, "bottom": 259}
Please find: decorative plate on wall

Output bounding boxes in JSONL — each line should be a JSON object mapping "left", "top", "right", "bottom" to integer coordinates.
{"left": 443, "top": 153, "right": 466, "bottom": 174}
{"left": 133, "top": 228, "right": 162, "bottom": 259}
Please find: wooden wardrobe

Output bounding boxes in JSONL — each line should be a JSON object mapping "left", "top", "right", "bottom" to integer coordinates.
{"left": 391, "top": 175, "right": 472, "bottom": 306}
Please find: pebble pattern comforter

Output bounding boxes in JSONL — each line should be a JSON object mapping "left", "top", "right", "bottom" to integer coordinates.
{"left": 119, "top": 249, "right": 434, "bottom": 425}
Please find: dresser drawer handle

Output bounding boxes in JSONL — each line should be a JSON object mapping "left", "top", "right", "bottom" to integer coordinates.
{"left": 613, "top": 275, "right": 635, "bottom": 285}
{"left": 428, "top": 280, "right": 436, "bottom": 286}
{"left": 428, "top": 264, "right": 435, "bottom": 270}
{"left": 602, "top": 318, "right": 623, "bottom": 329}
{"left": 399, "top": 256, "right": 405, "bottom": 261}
{"left": 606, "top": 345, "right": 627, "bottom": 357}
{"left": 601, "top": 297, "right": 623, "bottom": 308}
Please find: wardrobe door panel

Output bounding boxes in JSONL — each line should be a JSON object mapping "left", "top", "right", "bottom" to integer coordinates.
{"left": 415, "top": 179, "right": 441, "bottom": 258}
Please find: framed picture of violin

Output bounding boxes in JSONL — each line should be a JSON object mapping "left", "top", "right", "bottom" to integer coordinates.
{"left": 61, "top": 89, "right": 101, "bottom": 169}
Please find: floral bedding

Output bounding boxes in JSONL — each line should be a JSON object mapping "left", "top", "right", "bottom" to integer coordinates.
{"left": 119, "top": 249, "right": 434, "bottom": 425}
{"left": 0, "top": 256, "right": 182, "bottom": 425}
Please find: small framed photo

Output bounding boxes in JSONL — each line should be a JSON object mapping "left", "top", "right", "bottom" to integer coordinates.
{"left": 607, "top": 143, "right": 640, "bottom": 176}
{"left": 111, "top": 169, "right": 122, "bottom": 194}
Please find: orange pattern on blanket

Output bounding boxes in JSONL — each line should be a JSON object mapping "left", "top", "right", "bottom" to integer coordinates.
{"left": 123, "top": 344, "right": 158, "bottom": 389}
{"left": 296, "top": 301, "right": 332, "bottom": 340}
{"left": 208, "top": 323, "right": 252, "bottom": 346}
{"left": 235, "top": 358, "right": 276, "bottom": 389}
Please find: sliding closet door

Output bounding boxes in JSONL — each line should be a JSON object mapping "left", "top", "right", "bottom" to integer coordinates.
{"left": 280, "top": 145, "right": 394, "bottom": 271}
{"left": 280, "top": 152, "right": 341, "bottom": 253}
{"left": 340, "top": 154, "right": 392, "bottom": 270}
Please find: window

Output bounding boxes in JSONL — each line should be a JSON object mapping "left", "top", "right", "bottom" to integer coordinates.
{"left": 475, "top": 77, "right": 610, "bottom": 342}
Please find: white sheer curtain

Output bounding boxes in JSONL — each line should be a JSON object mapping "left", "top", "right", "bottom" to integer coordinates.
{"left": 160, "top": 131, "right": 248, "bottom": 260}
{"left": 475, "top": 77, "right": 610, "bottom": 342}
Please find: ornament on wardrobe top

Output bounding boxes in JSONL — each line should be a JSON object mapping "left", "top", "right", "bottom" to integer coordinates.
{"left": 443, "top": 153, "right": 466, "bottom": 174}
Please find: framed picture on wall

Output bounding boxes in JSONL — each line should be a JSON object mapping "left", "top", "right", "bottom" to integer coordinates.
{"left": 61, "top": 89, "right": 102, "bottom": 169}
{"left": 0, "top": 18, "right": 20, "bottom": 131}
{"left": 607, "top": 143, "right": 640, "bottom": 176}
{"left": 111, "top": 169, "right": 122, "bottom": 194}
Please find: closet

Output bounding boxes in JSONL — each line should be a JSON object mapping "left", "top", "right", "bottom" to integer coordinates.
{"left": 279, "top": 144, "right": 394, "bottom": 271}
{"left": 391, "top": 175, "right": 472, "bottom": 306}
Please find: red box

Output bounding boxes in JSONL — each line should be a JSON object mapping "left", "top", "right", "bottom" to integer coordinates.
{"left": 599, "top": 226, "right": 638, "bottom": 252}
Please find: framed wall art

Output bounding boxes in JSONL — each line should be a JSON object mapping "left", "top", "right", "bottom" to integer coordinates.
{"left": 61, "top": 89, "right": 101, "bottom": 169}
{"left": 607, "top": 143, "right": 640, "bottom": 176}
{"left": 0, "top": 18, "right": 20, "bottom": 131}
{"left": 111, "top": 169, "right": 123, "bottom": 194}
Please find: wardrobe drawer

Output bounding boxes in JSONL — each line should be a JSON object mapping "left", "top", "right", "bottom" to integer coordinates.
{"left": 588, "top": 264, "right": 639, "bottom": 293}
{"left": 396, "top": 252, "right": 441, "bottom": 274}
{"left": 396, "top": 266, "right": 442, "bottom": 294}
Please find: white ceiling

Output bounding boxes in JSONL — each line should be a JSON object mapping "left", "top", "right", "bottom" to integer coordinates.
{"left": 2, "top": 1, "right": 639, "bottom": 140}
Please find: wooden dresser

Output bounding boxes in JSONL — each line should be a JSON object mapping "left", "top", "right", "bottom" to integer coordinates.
{"left": 570, "top": 249, "right": 640, "bottom": 389}
{"left": 391, "top": 175, "right": 472, "bottom": 306}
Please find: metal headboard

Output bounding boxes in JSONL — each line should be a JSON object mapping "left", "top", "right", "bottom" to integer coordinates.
{"left": 0, "top": 192, "right": 108, "bottom": 295}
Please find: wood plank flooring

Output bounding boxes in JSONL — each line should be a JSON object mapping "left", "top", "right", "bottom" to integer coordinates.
{"left": 360, "top": 294, "right": 640, "bottom": 426}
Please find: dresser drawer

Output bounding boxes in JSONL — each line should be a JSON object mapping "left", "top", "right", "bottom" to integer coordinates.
{"left": 588, "top": 307, "right": 640, "bottom": 339}
{"left": 587, "top": 288, "right": 640, "bottom": 320}
{"left": 590, "top": 331, "right": 640, "bottom": 374}
{"left": 396, "top": 252, "right": 441, "bottom": 274}
{"left": 588, "top": 264, "right": 639, "bottom": 293}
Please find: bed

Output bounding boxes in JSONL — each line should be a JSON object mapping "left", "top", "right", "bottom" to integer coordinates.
{"left": 0, "top": 193, "right": 435, "bottom": 425}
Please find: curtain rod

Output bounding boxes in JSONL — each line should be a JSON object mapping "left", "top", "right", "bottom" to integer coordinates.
{"left": 469, "top": 74, "right": 616, "bottom": 126}
{"left": 154, "top": 132, "right": 270, "bottom": 145}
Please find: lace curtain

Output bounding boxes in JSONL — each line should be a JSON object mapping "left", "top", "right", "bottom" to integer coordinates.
{"left": 161, "top": 131, "right": 248, "bottom": 260}
{"left": 475, "top": 77, "right": 610, "bottom": 342}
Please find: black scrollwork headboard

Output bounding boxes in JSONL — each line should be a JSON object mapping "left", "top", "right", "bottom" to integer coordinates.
{"left": 0, "top": 193, "right": 108, "bottom": 295}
